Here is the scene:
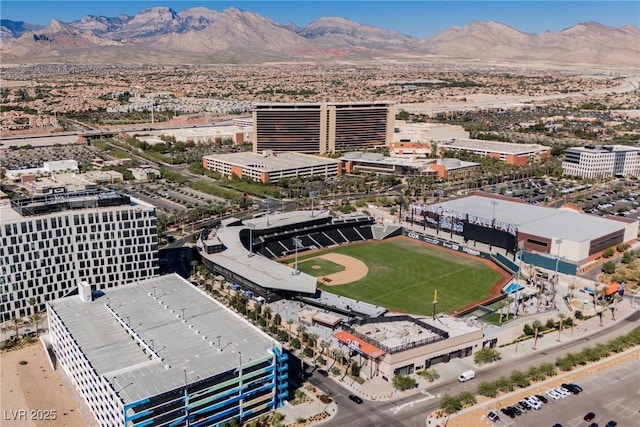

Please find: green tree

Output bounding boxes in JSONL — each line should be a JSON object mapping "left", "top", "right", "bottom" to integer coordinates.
{"left": 477, "top": 381, "right": 499, "bottom": 398}
{"left": 290, "top": 338, "right": 301, "bottom": 350}
{"left": 392, "top": 375, "right": 417, "bottom": 391}
{"left": 439, "top": 393, "right": 463, "bottom": 415}
{"left": 539, "top": 362, "right": 557, "bottom": 377}
{"left": 510, "top": 370, "right": 531, "bottom": 388}
{"left": 350, "top": 363, "right": 361, "bottom": 377}
{"left": 417, "top": 369, "right": 440, "bottom": 382}
{"left": 458, "top": 391, "right": 477, "bottom": 407}
{"left": 602, "top": 248, "right": 615, "bottom": 258}
{"left": 473, "top": 347, "right": 501, "bottom": 365}
{"left": 602, "top": 261, "right": 616, "bottom": 274}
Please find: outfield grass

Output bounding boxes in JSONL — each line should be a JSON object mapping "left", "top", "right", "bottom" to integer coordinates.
{"left": 296, "top": 258, "right": 345, "bottom": 277}
{"left": 301, "top": 238, "right": 501, "bottom": 316}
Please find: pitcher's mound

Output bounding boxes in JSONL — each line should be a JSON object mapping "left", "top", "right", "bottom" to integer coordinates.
{"left": 315, "top": 253, "right": 368, "bottom": 285}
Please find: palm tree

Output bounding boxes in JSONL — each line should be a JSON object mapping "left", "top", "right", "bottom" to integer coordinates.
{"left": 29, "top": 312, "right": 43, "bottom": 337}
{"left": 8, "top": 317, "right": 24, "bottom": 341}
{"left": 28, "top": 297, "right": 37, "bottom": 316}
{"left": 497, "top": 301, "right": 507, "bottom": 325}
{"left": 332, "top": 349, "right": 346, "bottom": 369}
{"left": 296, "top": 324, "right": 307, "bottom": 343}
{"left": 189, "top": 260, "right": 198, "bottom": 278}
{"left": 320, "top": 340, "right": 330, "bottom": 356}
{"left": 286, "top": 318, "right": 294, "bottom": 335}
{"left": 263, "top": 306, "right": 272, "bottom": 323}
{"left": 308, "top": 333, "right": 319, "bottom": 354}
{"left": 557, "top": 313, "right": 566, "bottom": 342}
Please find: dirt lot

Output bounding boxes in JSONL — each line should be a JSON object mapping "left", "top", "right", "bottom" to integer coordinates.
{"left": 0, "top": 343, "right": 87, "bottom": 426}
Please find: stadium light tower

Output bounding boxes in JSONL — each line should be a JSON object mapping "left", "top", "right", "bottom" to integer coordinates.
{"left": 247, "top": 223, "right": 255, "bottom": 257}
{"left": 490, "top": 200, "right": 498, "bottom": 226}
{"left": 554, "top": 238, "right": 563, "bottom": 291}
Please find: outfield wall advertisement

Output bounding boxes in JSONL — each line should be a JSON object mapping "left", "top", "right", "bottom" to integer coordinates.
{"left": 404, "top": 230, "right": 491, "bottom": 260}
{"left": 407, "top": 204, "right": 518, "bottom": 253}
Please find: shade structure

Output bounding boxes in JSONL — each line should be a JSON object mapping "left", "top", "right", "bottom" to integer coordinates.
{"left": 605, "top": 282, "right": 619, "bottom": 296}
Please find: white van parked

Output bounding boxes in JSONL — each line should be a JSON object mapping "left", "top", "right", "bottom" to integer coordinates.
{"left": 458, "top": 370, "right": 476, "bottom": 382}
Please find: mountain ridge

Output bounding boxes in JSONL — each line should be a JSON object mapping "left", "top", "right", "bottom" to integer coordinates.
{"left": 1, "top": 7, "right": 638, "bottom": 67}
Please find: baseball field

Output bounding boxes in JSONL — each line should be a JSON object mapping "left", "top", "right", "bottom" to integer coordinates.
{"left": 291, "top": 237, "right": 506, "bottom": 316}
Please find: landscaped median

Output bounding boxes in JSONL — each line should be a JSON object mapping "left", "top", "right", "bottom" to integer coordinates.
{"left": 445, "top": 345, "right": 640, "bottom": 426}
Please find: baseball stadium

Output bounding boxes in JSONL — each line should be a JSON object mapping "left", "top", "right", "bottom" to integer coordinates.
{"left": 197, "top": 210, "right": 513, "bottom": 378}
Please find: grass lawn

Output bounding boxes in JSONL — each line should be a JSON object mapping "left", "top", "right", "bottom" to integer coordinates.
{"left": 302, "top": 238, "right": 501, "bottom": 316}
{"left": 295, "top": 258, "right": 345, "bottom": 277}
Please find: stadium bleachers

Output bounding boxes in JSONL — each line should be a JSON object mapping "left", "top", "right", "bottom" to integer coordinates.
{"left": 253, "top": 215, "right": 378, "bottom": 259}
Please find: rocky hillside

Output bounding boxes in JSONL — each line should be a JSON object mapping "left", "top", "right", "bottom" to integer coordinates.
{"left": 1, "top": 7, "right": 638, "bottom": 67}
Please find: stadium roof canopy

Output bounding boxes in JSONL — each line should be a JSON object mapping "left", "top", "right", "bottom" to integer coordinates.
{"left": 432, "top": 195, "right": 626, "bottom": 242}
{"left": 49, "top": 274, "right": 277, "bottom": 404}
{"left": 202, "top": 211, "right": 322, "bottom": 294}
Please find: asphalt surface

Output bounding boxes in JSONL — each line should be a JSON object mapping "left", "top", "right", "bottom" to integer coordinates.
{"left": 306, "top": 314, "right": 640, "bottom": 427}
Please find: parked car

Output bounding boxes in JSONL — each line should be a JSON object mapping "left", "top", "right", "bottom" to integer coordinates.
{"left": 348, "top": 394, "right": 363, "bottom": 404}
{"left": 546, "top": 389, "right": 562, "bottom": 400}
{"left": 524, "top": 397, "right": 542, "bottom": 410}
{"left": 535, "top": 394, "right": 549, "bottom": 403}
{"left": 509, "top": 406, "right": 523, "bottom": 416}
{"left": 562, "top": 383, "right": 583, "bottom": 393}
{"left": 517, "top": 400, "right": 531, "bottom": 411}
{"left": 317, "top": 369, "right": 329, "bottom": 377}
{"left": 487, "top": 411, "right": 500, "bottom": 422}
{"left": 605, "top": 421, "right": 617, "bottom": 427}
{"left": 500, "top": 407, "right": 516, "bottom": 418}
{"left": 584, "top": 412, "right": 596, "bottom": 422}
{"left": 554, "top": 387, "right": 570, "bottom": 397}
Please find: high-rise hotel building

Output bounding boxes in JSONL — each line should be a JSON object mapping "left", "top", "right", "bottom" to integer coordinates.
{"left": 0, "top": 189, "right": 158, "bottom": 322}
{"left": 252, "top": 101, "right": 395, "bottom": 154}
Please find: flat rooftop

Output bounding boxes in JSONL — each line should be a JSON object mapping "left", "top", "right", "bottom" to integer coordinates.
{"left": 439, "top": 138, "right": 549, "bottom": 155}
{"left": 50, "top": 274, "right": 277, "bottom": 404}
{"left": 203, "top": 152, "right": 340, "bottom": 171}
{"left": 0, "top": 190, "right": 154, "bottom": 223}
{"left": 427, "top": 194, "right": 629, "bottom": 242}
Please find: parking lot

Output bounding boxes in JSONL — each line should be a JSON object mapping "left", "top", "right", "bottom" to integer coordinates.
{"left": 481, "top": 359, "right": 639, "bottom": 427}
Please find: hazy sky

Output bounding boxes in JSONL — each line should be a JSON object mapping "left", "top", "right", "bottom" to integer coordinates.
{"left": 2, "top": 1, "right": 639, "bottom": 38}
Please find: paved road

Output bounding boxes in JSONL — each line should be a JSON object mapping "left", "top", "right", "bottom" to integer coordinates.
{"left": 310, "top": 312, "right": 639, "bottom": 427}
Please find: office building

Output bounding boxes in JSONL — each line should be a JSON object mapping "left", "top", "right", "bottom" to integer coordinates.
{"left": 253, "top": 102, "right": 395, "bottom": 154}
{"left": 437, "top": 139, "right": 551, "bottom": 165}
{"left": 562, "top": 145, "right": 640, "bottom": 179}
{"left": 0, "top": 189, "right": 158, "bottom": 322}
{"left": 202, "top": 151, "right": 341, "bottom": 183}
{"left": 47, "top": 274, "right": 287, "bottom": 427}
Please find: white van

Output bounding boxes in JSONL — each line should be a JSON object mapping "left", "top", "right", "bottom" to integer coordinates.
{"left": 458, "top": 370, "right": 476, "bottom": 382}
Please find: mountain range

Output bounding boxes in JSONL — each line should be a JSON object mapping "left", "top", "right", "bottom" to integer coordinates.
{"left": 1, "top": 7, "right": 638, "bottom": 67}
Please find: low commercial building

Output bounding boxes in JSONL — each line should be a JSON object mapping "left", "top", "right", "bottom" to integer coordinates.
{"left": 562, "top": 144, "right": 640, "bottom": 179}
{"left": 161, "top": 125, "right": 252, "bottom": 145}
{"left": 202, "top": 151, "right": 342, "bottom": 183}
{"left": 47, "top": 274, "right": 288, "bottom": 427}
{"left": 5, "top": 159, "right": 79, "bottom": 181}
{"left": 437, "top": 139, "right": 551, "bottom": 165}
{"left": 340, "top": 152, "right": 480, "bottom": 179}
{"left": 390, "top": 121, "right": 469, "bottom": 158}
{"left": 333, "top": 315, "right": 484, "bottom": 380}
